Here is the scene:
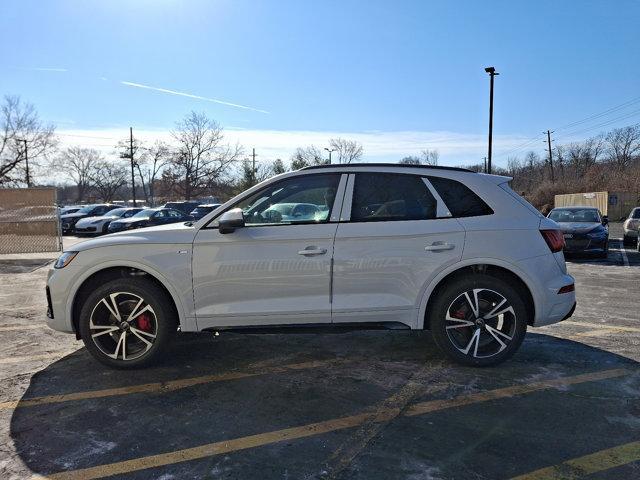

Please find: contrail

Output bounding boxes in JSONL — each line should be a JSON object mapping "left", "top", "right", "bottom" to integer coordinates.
{"left": 120, "top": 81, "right": 269, "bottom": 114}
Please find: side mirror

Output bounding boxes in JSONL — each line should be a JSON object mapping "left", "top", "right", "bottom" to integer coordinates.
{"left": 218, "top": 208, "right": 245, "bottom": 234}
{"left": 602, "top": 216, "right": 609, "bottom": 226}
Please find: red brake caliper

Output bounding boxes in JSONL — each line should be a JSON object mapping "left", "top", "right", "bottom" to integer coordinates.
{"left": 136, "top": 313, "right": 152, "bottom": 332}
{"left": 452, "top": 309, "right": 467, "bottom": 319}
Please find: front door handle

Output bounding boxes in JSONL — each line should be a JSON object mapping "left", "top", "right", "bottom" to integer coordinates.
{"left": 298, "top": 247, "right": 327, "bottom": 256}
{"left": 425, "top": 242, "right": 455, "bottom": 252}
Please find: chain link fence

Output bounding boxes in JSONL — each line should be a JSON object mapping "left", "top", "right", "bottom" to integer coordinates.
{"left": 0, "top": 188, "right": 62, "bottom": 254}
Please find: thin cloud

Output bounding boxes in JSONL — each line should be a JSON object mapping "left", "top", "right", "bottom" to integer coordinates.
{"left": 33, "top": 67, "right": 68, "bottom": 72}
{"left": 120, "top": 81, "right": 269, "bottom": 114}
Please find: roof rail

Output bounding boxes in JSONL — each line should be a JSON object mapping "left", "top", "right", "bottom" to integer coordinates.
{"left": 299, "top": 163, "right": 473, "bottom": 173}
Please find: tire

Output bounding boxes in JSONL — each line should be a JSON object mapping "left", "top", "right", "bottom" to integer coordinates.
{"left": 428, "top": 274, "right": 529, "bottom": 367}
{"left": 598, "top": 241, "right": 609, "bottom": 259}
{"left": 78, "top": 277, "right": 177, "bottom": 369}
{"left": 622, "top": 235, "right": 632, "bottom": 247}
{"left": 102, "top": 223, "right": 110, "bottom": 234}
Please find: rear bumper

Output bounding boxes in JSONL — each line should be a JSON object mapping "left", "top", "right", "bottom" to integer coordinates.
{"left": 516, "top": 254, "right": 576, "bottom": 327}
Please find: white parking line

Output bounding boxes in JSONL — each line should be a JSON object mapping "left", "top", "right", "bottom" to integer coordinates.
{"left": 609, "top": 239, "right": 630, "bottom": 267}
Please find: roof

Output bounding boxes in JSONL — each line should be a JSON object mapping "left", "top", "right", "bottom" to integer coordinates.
{"left": 300, "top": 163, "right": 473, "bottom": 173}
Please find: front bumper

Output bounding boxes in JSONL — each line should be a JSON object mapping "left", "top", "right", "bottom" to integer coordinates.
{"left": 563, "top": 234, "right": 608, "bottom": 253}
{"left": 75, "top": 226, "right": 98, "bottom": 234}
{"left": 46, "top": 267, "right": 76, "bottom": 333}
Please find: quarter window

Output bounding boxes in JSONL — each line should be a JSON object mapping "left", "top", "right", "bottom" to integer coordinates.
{"left": 351, "top": 173, "right": 437, "bottom": 222}
{"left": 427, "top": 176, "right": 493, "bottom": 218}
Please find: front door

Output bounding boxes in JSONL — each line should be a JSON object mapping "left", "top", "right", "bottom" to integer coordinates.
{"left": 192, "top": 173, "right": 345, "bottom": 329}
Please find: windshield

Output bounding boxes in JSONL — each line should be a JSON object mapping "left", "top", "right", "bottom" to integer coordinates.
{"left": 631, "top": 209, "right": 640, "bottom": 219}
{"left": 549, "top": 208, "right": 600, "bottom": 223}
{"left": 107, "top": 208, "right": 127, "bottom": 217}
{"left": 76, "top": 205, "right": 95, "bottom": 214}
{"left": 132, "top": 209, "right": 156, "bottom": 218}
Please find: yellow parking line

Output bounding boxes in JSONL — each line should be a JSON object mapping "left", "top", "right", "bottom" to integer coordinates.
{"left": 0, "top": 352, "right": 72, "bottom": 365}
{"left": 561, "top": 320, "right": 640, "bottom": 334}
{"left": 0, "top": 358, "right": 345, "bottom": 410}
{"left": 32, "top": 367, "right": 633, "bottom": 480}
{"left": 404, "top": 368, "right": 630, "bottom": 416}
{"left": 0, "top": 324, "right": 44, "bottom": 332}
{"left": 511, "top": 440, "right": 640, "bottom": 479}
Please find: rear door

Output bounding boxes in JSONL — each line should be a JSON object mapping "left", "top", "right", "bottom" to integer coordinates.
{"left": 331, "top": 172, "right": 465, "bottom": 328}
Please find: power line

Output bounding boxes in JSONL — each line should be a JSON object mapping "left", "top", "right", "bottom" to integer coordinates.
{"left": 555, "top": 108, "right": 640, "bottom": 142}
{"left": 553, "top": 95, "right": 640, "bottom": 132}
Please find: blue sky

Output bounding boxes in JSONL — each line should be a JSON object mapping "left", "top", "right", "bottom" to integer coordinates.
{"left": 1, "top": 0, "right": 639, "bottom": 166}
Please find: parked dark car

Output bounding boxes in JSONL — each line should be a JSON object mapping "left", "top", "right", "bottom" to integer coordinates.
{"left": 107, "top": 208, "right": 190, "bottom": 233}
{"left": 189, "top": 203, "right": 222, "bottom": 220}
{"left": 60, "top": 204, "right": 119, "bottom": 234}
{"left": 162, "top": 201, "right": 202, "bottom": 215}
{"left": 548, "top": 206, "right": 609, "bottom": 257}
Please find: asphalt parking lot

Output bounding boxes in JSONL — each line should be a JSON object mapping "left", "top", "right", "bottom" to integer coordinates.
{"left": 0, "top": 230, "right": 639, "bottom": 480}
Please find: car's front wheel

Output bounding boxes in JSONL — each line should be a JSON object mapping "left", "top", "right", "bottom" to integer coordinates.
{"left": 429, "top": 274, "right": 528, "bottom": 367}
{"left": 78, "top": 278, "right": 176, "bottom": 368}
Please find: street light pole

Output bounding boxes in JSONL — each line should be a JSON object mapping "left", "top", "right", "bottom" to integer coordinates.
{"left": 484, "top": 66, "right": 499, "bottom": 174}
{"left": 129, "top": 127, "right": 136, "bottom": 207}
{"left": 324, "top": 147, "right": 335, "bottom": 164}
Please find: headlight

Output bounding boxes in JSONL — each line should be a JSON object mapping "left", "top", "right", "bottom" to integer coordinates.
{"left": 587, "top": 229, "right": 606, "bottom": 238}
{"left": 90, "top": 219, "right": 102, "bottom": 225}
{"left": 54, "top": 251, "right": 78, "bottom": 269}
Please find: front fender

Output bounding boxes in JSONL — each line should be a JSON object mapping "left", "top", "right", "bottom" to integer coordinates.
{"left": 65, "top": 259, "right": 194, "bottom": 333}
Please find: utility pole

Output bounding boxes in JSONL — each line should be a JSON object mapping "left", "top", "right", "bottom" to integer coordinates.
{"left": 484, "top": 67, "right": 499, "bottom": 174}
{"left": 251, "top": 148, "right": 258, "bottom": 184}
{"left": 544, "top": 130, "right": 555, "bottom": 183}
{"left": 129, "top": 127, "right": 137, "bottom": 207}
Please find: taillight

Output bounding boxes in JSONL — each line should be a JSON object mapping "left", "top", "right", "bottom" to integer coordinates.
{"left": 540, "top": 229, "right": 565, "bottom": 253}
{"left": 558, "top": 284, "right": 575, "bottom": 294}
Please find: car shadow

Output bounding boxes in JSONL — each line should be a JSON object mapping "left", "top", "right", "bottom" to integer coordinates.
{"left": 8, "top": 331, "right": 640, "bottom": 479}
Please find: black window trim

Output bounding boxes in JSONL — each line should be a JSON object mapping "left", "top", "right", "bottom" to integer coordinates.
{"left": 202, "top": 172, "right": 346, "bottom": 230}
{"left": 345, "top": 171, "right": 456, "bottom": 224}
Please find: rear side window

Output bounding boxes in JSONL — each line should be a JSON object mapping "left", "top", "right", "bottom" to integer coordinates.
{"left": 352, "top": 173, "right": 437, "bottom": 222}
{"left": 427, "top": 176, "right": 493, "bottom": 218}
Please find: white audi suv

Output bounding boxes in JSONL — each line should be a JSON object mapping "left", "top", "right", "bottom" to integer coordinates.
{"left": 46, "top": 164, "right": 576, "bottom": 368}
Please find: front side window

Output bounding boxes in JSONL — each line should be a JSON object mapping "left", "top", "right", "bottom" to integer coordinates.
{"left": 351, "top": 173, "right": 437, "bottom": 222}
{"left": 230, "top": 174, "right": 341, "bottom": 226}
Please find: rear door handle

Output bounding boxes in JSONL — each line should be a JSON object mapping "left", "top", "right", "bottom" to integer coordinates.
{"left": 298, "top": 247, "right": 327, "bottom": 256}
{"left": 425, "top": 243, "right": 455, "bottom": 252}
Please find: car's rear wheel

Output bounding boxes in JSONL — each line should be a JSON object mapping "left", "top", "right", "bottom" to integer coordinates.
{"left": 78, "top": 278, "right": 176, "bottom": 368}
{"left": 429, "top": 274, "right": 528, "bottom": 367}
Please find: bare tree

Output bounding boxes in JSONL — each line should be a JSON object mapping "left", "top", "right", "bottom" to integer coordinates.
{"left": 605, "top": 125, "right": 640, "bottom": 168}
{"left": 271, "top": 158, "right": 287, "bottom": 175}
{"left": 399, "top": 156, "right": 422, "bottom": 165}
{"left": 0, "top": 95, "right": 57, "bottom": 185}
{"left": 53, "top": 146, "right": 101, "bottom": 202}
{"left": 90, "top": 160, "right": 128, "bottom": 202}
{"left": 329, "top": 138, "right": 363, "bottom": 164}
{"left": 136, "top": 141, "right": 171, "bottom": 205}
{"left": 420, "top": 149, "right": 439, "bottom": 166}
{"left": 168, "top": 111, "right": 242, "bottom": 199}
{"left": 290, "top": 146, "right": 327, "bottom": 170}
{"left": 399, "top": 149, "right": 439, "bottom": 166}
